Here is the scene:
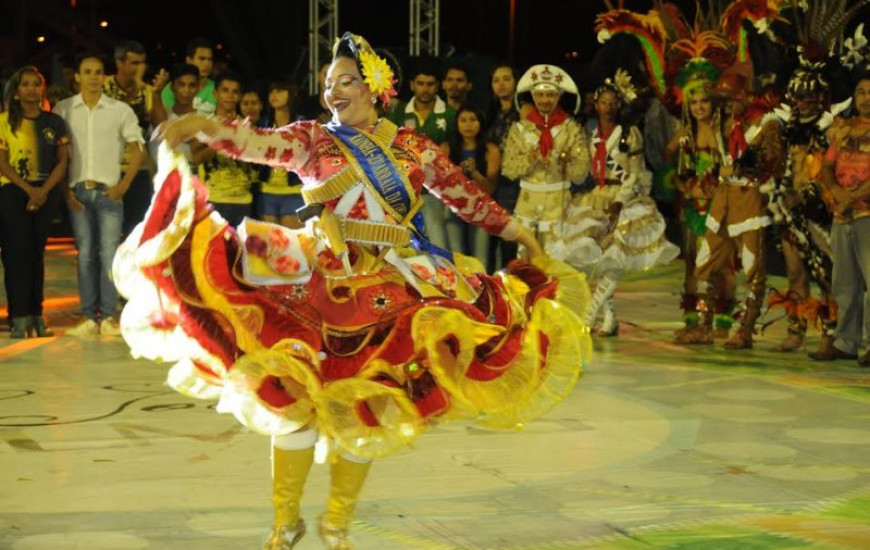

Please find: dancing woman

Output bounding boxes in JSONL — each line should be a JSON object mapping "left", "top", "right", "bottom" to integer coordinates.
{"left": 121, "top": 33, "right": 589, "bottom": 549}
{"left": 555, "top": 70, "right": 678, "bottom": 335}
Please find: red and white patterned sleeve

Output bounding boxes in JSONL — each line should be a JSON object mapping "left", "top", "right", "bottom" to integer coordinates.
{"left": 414, "top": 132, "right": 520, "bottom": 240}
{"left": 202, "top": 119, "right": 317, "bottom": 172}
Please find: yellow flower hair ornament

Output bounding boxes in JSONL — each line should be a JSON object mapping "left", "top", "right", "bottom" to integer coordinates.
{"left": 359, "top": 49, "right": 398, "bottom": 106}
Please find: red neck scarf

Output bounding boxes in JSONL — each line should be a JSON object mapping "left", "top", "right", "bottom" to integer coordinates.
{"left": 593, "top": 125, "right": 613, "bottom": 187}
{"left": 526, "top": 106, "right": 570, "bottom": 158}
{"left": 729, "top": 118, "right": 748, "bottom": 161}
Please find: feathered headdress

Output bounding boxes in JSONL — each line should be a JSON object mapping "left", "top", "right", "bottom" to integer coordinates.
{"left": 669, "top": 2, "right": 735, "bottom": 106}
{"left": 595, "top": 6, "right": 670, "bottom": 101}
{"left": 842, "top": 23, "right": 870, "bottom": 71}
{"left": 721, "top": 0, "right": 787, "bottom": 64}
{"left": 777, "top": 1, "right": 870, "bottom": 102}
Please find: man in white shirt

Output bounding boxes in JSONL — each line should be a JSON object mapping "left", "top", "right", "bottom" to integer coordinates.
{"left": 54, "top": 52, "right": 144, "bottom": 337}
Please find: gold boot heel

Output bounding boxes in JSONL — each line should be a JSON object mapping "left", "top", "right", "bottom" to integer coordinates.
{"left": 319, "top": 517, "right": 354, "bottom": 550}
{"left": 262, "top": 518, "right": 306, "bottom": 550}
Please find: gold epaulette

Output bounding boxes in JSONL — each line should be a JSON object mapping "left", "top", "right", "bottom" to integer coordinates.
{"left": 343, "top": 219, "right": 411, "bottom": 247}
{"left": 301, "top": 168, "right": 359, "bottom": 205}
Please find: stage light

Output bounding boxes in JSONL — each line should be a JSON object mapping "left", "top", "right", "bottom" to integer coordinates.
{"left": 36, "top": 36, "right": 46, "bottom": 43}
{"left": 99, "top": 20, "right": 109, "bottom": 28}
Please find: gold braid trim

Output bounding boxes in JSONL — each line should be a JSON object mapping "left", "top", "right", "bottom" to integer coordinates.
{"left": 302, "top": 118, "right": 404, "bottom": 209}
{"left": 343, "top": 219, "right": 411, "bottom": 247}
{"left": 301, "top": 168, "right": 358, "bottom": 205}
{"left": 190, "top": 221, "right": 265, "bottom": 354}
{"left": 371, "top": 118, "right": 399, "bottom": 148}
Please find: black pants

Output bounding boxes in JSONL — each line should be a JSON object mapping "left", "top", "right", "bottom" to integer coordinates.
{"left": 0, "top": 183, "right": 61, "bottom": 318}
{"left": 122, "top": 170, "right": 153, "bottom": 236}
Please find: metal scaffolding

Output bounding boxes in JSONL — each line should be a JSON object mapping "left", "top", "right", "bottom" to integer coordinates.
{"left": 308, "top": 0, "right": 441, "bottom": 93}
{"left": 308, "top": 0, "right": 339, "bottom": 95}
{"left": 409, "top": 0, "right": 440, "bottom": 56}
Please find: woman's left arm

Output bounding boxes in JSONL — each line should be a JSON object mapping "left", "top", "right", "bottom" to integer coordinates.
{"left": 42, "top": 135, "right": 69, "bottom": 192}
{"left": 421, "top": 135, "right": 520, "bottom": 241}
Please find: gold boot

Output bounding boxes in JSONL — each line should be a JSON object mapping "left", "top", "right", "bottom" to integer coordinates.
{"left": 319, "top": 456, "right": 372, "bottom": 550}
{"left": 262, "top": 446, "right": 315, "bottom": 550}
{"left": 262, "top": 519, "right": 306, "bottom": 550}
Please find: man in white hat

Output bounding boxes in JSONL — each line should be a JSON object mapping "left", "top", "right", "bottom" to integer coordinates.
{"left": 502, "top": 64, "right": 590, "bottom": 250}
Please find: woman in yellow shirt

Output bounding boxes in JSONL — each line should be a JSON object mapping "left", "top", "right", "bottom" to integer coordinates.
{"left": 0, "top": 66, "right": 69, "bottom": 338}
{"left": 256, "top": 79, "right": 305, "bottom": 228}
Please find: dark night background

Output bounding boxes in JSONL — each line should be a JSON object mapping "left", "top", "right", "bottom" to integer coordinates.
{"left": 0, "top": 0, "right": 698, "bottom": 95}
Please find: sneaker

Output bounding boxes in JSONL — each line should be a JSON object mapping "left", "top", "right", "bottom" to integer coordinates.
{"left": 100, "top": 317, "right": 122, "bottom": 337}
{"left": 66, "top": 318, "right": 100, "bottom": 337}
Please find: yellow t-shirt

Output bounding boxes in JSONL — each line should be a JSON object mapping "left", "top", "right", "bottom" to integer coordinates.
{"left": 198, "top": 154, "right": 256, "bottom": 204}
{"left": 0, "top": 111, "right": 69, "bottom": 184}
{"left": 260, "top": 168, "right": 303, "bottom": 195}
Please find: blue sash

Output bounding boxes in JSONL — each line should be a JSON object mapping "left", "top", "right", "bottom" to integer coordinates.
{"left": 324, "top": 121, "right": 452, "bottom": 261}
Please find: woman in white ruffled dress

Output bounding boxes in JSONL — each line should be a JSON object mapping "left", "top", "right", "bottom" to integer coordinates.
{"left": 551, "top": 71, "right": 678, "bottom": 335}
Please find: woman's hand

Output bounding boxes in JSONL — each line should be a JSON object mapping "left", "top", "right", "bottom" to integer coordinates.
{"left": 25, "top": 186, "right": 48, "bottom": 212}
{"left": 153, "top": 115, "right": 220, "bottom": 148}
{"left": 460, "top": 158, "right": 476, "bottom": 176}
{"left": 515, "top": 227, "right": 544, "bottom": 259}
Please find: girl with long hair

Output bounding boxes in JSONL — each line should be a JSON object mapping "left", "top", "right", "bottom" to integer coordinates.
{"left": 256, "top": 79, "right": 305, "bottom": 228}
{"left": 0, "top": 66, "right": 69, "bottom": 338}
{"left": 447, "top": 104, "right": 500, "bottom": 259}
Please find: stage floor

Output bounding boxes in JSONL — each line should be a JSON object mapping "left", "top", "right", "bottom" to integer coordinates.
{"left": 2, "top": 240, "right": 870, "bottom": 550}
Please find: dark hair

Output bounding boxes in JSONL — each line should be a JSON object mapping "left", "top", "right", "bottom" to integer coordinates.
{"left": 75, "top": 51, "right": 106, "bottom": 72}
{"left": 408, "top": 56, "right": 440, "bottom": 82}
{"left": 186, "top": 37, "right": 214, "bottom": 58}
{"left": 264, "top": 79, "right": 300, "bottom": 123}
{"left": 267, "top": 78, "right": 294, "bottom": 95}
{"left": 214, "top": 71, "right": 242, "bottom": 90}
{"left": 4, "top": 66, "right": 47, "bottom": 134}
{"left": 171, "top": 63, "right": 199, "bottom": 82}
{"left": 485, "top": 62, "right": 518, "bottom": 125}
{"left": 332, "top": 33, "right": 365, "bottom": 79}
{"left": 443, "top": 60, "right": 470, "bottom": 81}
{"left": 114, "top": 40, "right": 145, "bottom": 61}
{"left": 448, "top": 104, "right": 490, "bottom": 167}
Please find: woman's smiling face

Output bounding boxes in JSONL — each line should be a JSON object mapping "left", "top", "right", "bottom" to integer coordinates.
{"left": 324, "top": 56, "right": 376, "bottom": 128}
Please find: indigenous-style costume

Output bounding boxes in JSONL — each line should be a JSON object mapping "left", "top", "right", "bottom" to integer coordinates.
{"left": 765, "top": 91, "right": 848, "bottom": 353}
{"left": 501, "top": 64, "right": 590, "bottom": 250}
{"left": 593, "top": 3, "right": 740, "bottom": 341}
{"left": 670, "top": 60, "right": 740, "bottom": 344}
{"left": 114, "top": 33, "right": 589, "bottom": 550}
{"left": 762, "top": 1, "right": 864, "bottom": 354}
{"left": 693, "top": 82, "right": 784, "bottom": 349}
{"left": 551, "top": 70, "right": 678, "bottom": 334}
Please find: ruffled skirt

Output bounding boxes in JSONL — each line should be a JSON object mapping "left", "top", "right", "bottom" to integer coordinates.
{"left": 548, "top": 186, "right": 679, "bottom": 275}
{"left": 113, "top": 150, "right": 591, "bottom": 459}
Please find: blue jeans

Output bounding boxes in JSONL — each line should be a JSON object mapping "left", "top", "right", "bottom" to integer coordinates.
{"left": 421, "top": 193, "right": 449, "bottom": 251}
{"left": 832, "top": 217, "right": 870, "bottom": 354}
{"left": 256, "top": 193, "right": 305, "bottom": 220}
{"left": 69, "top": 182, "right": 124, "bottom": 320}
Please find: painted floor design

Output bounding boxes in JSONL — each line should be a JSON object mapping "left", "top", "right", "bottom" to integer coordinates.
{"left": 1, "top": 242, "right": 869, "bottom": 549}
